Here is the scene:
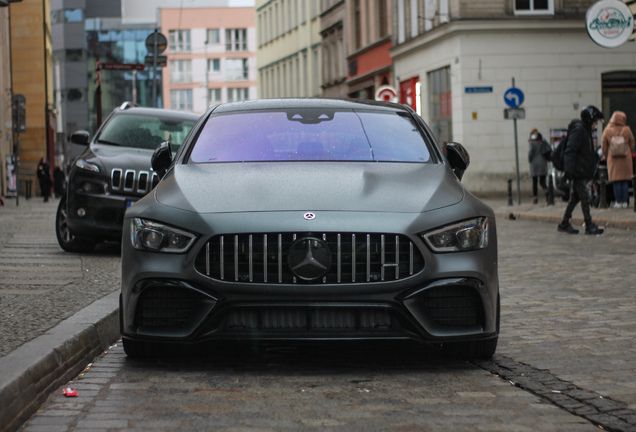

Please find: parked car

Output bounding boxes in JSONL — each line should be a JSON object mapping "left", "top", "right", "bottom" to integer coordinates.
{"left": 119, "top": 98, "right": 500, "bottom": 360}
{"left": 56, "top": 103, "right": 200, "bottom": 252}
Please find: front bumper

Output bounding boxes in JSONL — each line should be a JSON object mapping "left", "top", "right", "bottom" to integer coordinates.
{"left": 120, "top": 216, "right": 499, "bottom": 346}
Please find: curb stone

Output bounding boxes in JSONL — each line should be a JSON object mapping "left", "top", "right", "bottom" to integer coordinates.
{"left": 0, "top": 291, "right": 120, "bottom": 432}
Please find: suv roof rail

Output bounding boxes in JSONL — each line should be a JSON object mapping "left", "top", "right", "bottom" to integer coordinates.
{"left": 119, "top": 101, "right": 140, "bottom": 110}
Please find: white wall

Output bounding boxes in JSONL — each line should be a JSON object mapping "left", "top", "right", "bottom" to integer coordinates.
{"left": 394, "top": 28, "right": 636, "bottom": 194}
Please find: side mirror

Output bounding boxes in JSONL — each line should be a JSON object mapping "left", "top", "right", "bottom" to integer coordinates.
{"left": 70, "top": 131, "right": 90, "bottom": 145}
{"left": 151, "top": 141, "right": 173, "bottom": 179}
{"left": 445, "top": 142, "right": 470, "bottom": 181}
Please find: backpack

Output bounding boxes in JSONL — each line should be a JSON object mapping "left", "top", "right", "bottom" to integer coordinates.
{"left": 609, "top": 127, "right": 628, "bottom": 158}
{"left": 551, "top": 130, "right": 568, "bottom": 171}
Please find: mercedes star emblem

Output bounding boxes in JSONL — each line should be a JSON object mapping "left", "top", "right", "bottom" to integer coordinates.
{"left": 303, "top": 212, "right": 316, "bottom": 221}
{"left": 287, "top": 237, "right": 331, "bottom": 281}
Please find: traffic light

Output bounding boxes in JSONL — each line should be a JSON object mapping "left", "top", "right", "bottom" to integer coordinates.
{"left": 12, "top": 106, "right": 25, "bottom": 133}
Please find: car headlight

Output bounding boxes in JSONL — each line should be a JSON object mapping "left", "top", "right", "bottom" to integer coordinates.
{"left": 130, "top": 218, "right": 197, "bottom": 253}
{"left": 421, "top": 217, "right": 489, "bottom": 253}
{"left": 75, "top": 159, "right": 100, "bottom": 173}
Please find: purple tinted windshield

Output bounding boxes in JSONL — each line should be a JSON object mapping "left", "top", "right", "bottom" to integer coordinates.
{"left": 189, "top": 109, "right": 431, "bottom": 163}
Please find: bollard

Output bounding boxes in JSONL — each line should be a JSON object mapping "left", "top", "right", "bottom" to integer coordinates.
{"left": 507, "top": 179, "right": 513, "bottom": 206}
{"left": 546, "top": 175, "right": 555, "bottom": 206}
{"left": 599, "top": 177, "right": 607, "bottom": 209}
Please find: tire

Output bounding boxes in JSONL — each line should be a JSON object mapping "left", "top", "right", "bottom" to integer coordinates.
{"left": 441, "top": 295, "right": 500, "bottom": 360}
{"left": 55, "top": 197, "right": 96, "bottom": 253}
{"left": 122, "top": 337, "right": 157, "bottom": 359}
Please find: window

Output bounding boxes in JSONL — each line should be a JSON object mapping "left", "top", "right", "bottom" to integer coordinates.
{"left": 52, "top": 8, "right": 83, "bottom": 24}
{"left": 169, "top": 30, "right": 191, "bottom": 52}
{"left": 209, "top": 88, "right": 222, "bottom": 104}
{"left": 207, "top": 29, "right": 220, "bottom": 44}
{"left": 65, "top": 49, "right": 83, "bottom": 62}
{"left": 189, "top": 110, "right": 431, "bottom": 163}
{"left": 226, "top": 58, "right": 249, "bottom": 80}
{"left": 208, "top": 58, "right": 221, "bottom": 74}
{"left": 514, "top": 0, "right": 553, "bottom": 15}
{"left": 428, "top": 67, "right": 452, "bottom": 144}
{"left": 171, "top": 89, "right": 193, "bottom": 111}
{"left": 227, "top": 88, "right": 249, "bottom": 102}
{"left": 170, "top": 60, "right": 192, "bottom": 83}
{"left": 226, "top": 29, "right": 248, "bottom": 51}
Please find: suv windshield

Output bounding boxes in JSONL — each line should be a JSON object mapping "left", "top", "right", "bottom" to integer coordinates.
{"left": 97, "top": 114, "right": 196, "bottom": 151}
{"left": 189, "top": 109, "right": 432, "bottom": 163}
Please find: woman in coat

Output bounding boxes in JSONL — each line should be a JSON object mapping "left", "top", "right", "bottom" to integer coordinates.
{"left": 601, "top": 111, "right": 635, "bottom": 208}
{"left": 528, "top": 129, "right": 549, "bottom": 204}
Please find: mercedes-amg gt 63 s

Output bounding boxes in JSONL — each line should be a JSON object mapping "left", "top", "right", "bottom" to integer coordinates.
{"left": 120, "top": 98, "right": 499, "bottom": 359}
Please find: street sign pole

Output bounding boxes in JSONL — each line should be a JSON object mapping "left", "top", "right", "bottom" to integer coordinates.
{"left": 152, "top": 29, "right": 158, "bottom": 107}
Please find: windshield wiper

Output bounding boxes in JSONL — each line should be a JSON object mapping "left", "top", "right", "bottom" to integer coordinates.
{"left": 96, "top": 139, "right": 122, "bottom": 146}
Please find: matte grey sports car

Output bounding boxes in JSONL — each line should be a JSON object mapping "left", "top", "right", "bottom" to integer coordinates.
{"left": 120, "top": 98, "right": 499, "bottom": 359}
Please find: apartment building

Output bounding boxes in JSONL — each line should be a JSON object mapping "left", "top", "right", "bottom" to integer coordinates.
{"left": 160, "top": 6, "right": 257, "bottom": 113}
{"left": 320, "top": 0, "right": 347, "bottom": 98}
{"left": 345, "top": 0, "right": 392, "bottom": 99}
{"left": 256, "top": 0, "right": 323, "bottom": 98}
{"left": 6, "top": 0, "right": 54, "bottom": 197}
{"left": 391, "top": 0, "right": 636, "bottom": 194}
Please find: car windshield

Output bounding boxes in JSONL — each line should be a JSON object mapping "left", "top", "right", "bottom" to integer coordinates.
{"left": 96, "top": 114, "right": 196, "bottom": 151}
{"left": 189, "top": 109, "right": 432, "bottom": 163}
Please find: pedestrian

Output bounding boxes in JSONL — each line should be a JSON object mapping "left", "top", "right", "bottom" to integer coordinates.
{"left": 36, "top": 157, "right": 52, "bottom": 203}
{"left": 528, "top": 128, "right": 550, "bottom": 204}
{"left": 53, "top": 166, "right": 66, "bottom": 198}
{"left": 557, "top": 106, "right": 605, "bottom": 235}
{"left": 601, "top": 111, "right": 635, "bottom": 208}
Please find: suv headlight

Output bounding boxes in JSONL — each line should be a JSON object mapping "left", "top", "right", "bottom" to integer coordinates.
{"left": 421, "top": 217, "right": 489, "bottom": 253}
{"left": 130, "top": 218, "right": 197, "bottom": 253}
{"left": 75, "top": 159, "right": 100, "bottom": 173}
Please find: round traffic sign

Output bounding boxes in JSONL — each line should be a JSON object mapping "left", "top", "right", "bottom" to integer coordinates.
{"left": 145, "top": 32, "right": 168, "bottom": 54}
{"left": 504, "top": 87, "right": 524, "bottom": 108}
{"left": 375, "top": 85, "right": 397, "bottom": 103}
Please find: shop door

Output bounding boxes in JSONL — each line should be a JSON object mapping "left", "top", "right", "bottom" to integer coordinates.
{"left": 602, "top": 71, "right": 636, "bottom": 132}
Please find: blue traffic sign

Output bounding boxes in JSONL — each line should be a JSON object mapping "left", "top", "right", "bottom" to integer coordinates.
{"left": 504, "top": 87, "right": 524, "bottom": 108}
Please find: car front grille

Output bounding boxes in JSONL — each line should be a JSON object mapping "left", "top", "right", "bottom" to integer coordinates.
{"left": 111, "top": 168, "right": 159, "bottom": 195}
{"left": 224, "top": 307, "right": 396, "bottom": 331}
{"left": 195, "top": 232, "right": 425, "bottom": 284}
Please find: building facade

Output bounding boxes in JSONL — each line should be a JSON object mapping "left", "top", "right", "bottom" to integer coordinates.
{"left": 256, "top": 0, "right": 323, "bottom": 98}
{"left": 8, "top": 0, "right": 54, "bottom": 198}
{"left": 0, "top": 4, "right": 13, "bottom": 197}
{"left": 391, "top": 0, "right": 636, "bottom": 195}
{"left": 345, "top": 0, "right": 393, "bottom": 99}
{"left": 160, "top": 6, "right": 257, "bottom": 113}
{"left": 320, "top": 0, "right": 347, "bottom": 98}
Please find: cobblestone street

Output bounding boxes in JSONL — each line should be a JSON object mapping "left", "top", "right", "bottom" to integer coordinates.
{"left": 2, "top": 197, "right": 636, "bottom": 431}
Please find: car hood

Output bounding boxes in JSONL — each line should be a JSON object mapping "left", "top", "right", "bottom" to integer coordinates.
{"left": 89, "top": 143, "right": 155, "bottom": 172}
{"left": 154, "top": 162, "right": 465, "bottom": 214}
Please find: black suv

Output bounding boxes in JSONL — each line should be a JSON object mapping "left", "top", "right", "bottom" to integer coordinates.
{"left": 56, "top": 103, "right": 200, "bottom": 252}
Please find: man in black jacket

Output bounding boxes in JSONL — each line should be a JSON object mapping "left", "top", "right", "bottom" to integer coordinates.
{"left": 557, "top": 106, "right": 605, "bottom": 235}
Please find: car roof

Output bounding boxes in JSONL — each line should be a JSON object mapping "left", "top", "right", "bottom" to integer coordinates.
{"left": 211, "top": 98, "right": 411, "bottom": 114}
{"left": 113, "top": 106, "right": 200, "bottom": 120}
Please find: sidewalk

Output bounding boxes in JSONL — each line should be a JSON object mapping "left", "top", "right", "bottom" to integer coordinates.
{"left": 483, "top": 195, "right": 636, "bottom": 230}
{"left": 0, "top": 196, "right": 120, "bottom": 432}
{"left": 0, "top": 192, "right": 635, "bottom": 432}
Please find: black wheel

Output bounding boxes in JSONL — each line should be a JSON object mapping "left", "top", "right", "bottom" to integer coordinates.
{"left": 441, "top": 295, "right": 500, "bottom": 360}
{"left": 122, "top": 337, "right": 157, "bottom": 359}
{"left": 55, "top": 197, "right": 95, "bottom": 253}
{"left": 441, "top": 337, "right": 498, "bottom": 360}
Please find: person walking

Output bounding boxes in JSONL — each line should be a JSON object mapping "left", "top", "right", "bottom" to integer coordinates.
{"left": 601, "top": 111, "right": 635, "bottom": 208}
{"left": 36, "top": 157, "right": 52, "bottom": 203}
{"left": 557, "top": 106, "right": 605, "bottom": 235}
{"left": 528, "top": 129, "right": 549, "bottom": 204}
